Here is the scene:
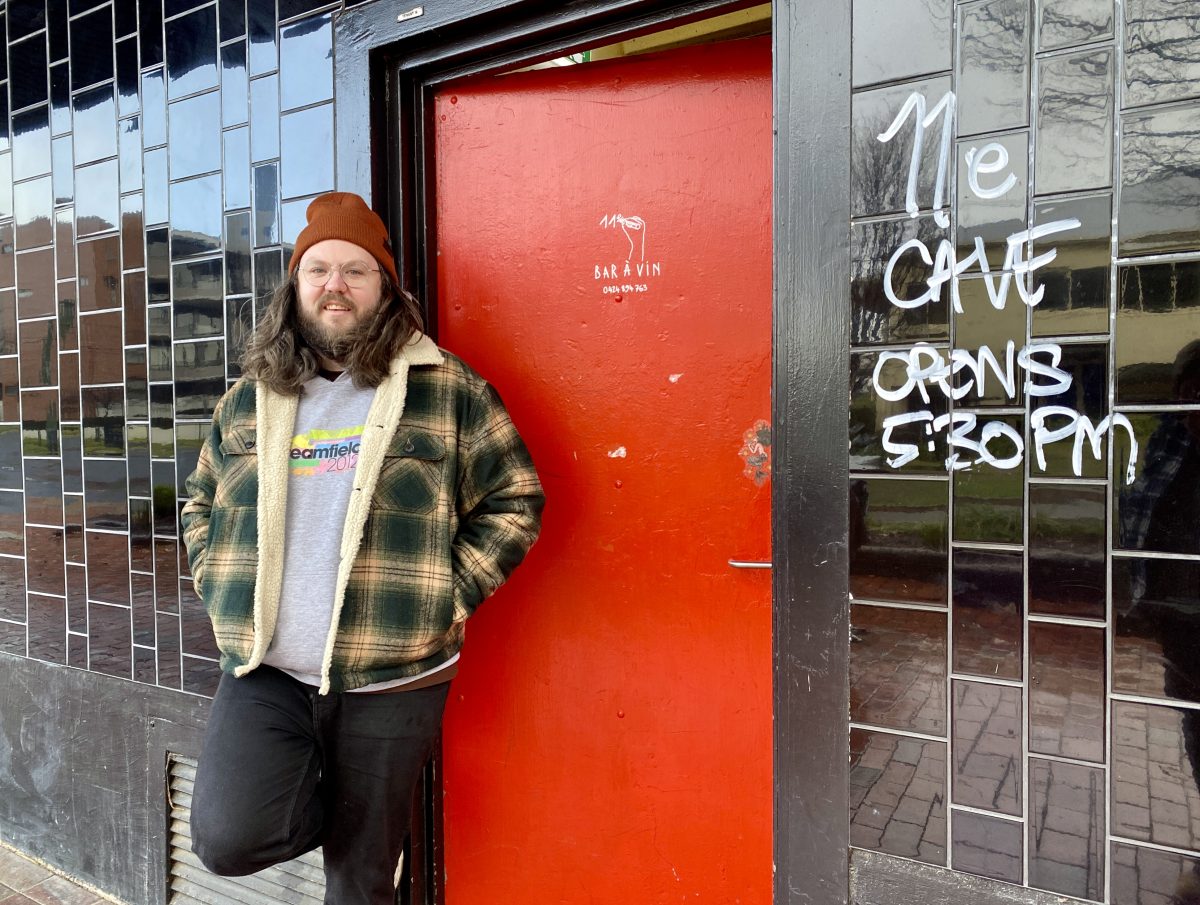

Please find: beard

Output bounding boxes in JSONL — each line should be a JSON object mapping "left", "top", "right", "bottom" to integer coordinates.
{"left": 296, "top": 293, "right": 377, "bottom": 363}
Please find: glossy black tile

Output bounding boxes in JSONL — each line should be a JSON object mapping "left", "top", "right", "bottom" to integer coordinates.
{"left": 1113, "top": 556, "right": 1200, "bottom": 705}
{"left": 149, "top": 383, "right": 174, "bottom": 456}
{"left": 222, "top": 126, "right": 250, "bottom": 211}
{"left": 849, "top": 478, "right": 948, "bottom": 605}
{"left": 1029, "top": 623, "right": 1105, "bottom": 762}
{"left": 0, "top": 225, "right": 14, "bottom": 289}
{"left": 124, "top": 273, "right": 146, "bottom": 347}
{"left": 248, "top": 0, "right": 277, "bottom": 76}
{"left": 1111, "top": 701, "right": 1200, "bottom": 851}
{"left": 953, "top": 279, "right": 1027, "bottom": 405}
{"left": 77, "top": 236, "right": 121, "bottom": 312}
{"left": 9, "top": 35, "right": 49, "bottom": 112}
{"left": 1029, "top": 342, "right": 1109, "bottom": 480}
{"left": 952, "top": 549, "right": 1023, "bottom": 680}
{"left": 144, "top": 147, "right": 169, "bottom": 225}
{"left": 18, "top": 318, "right": 56, "bottom": 388}
{"left": 280, "top": 197, "right": 307, "bottom": 248}
{"left": 69, "top": 5, "right": 113, "bottom": 91}
{"left": 63, "top": 492, "right": 83, "bottom": 561}
{"left": 1039, "top": 0, "right": 1112, "bottom": 50}
{"left": 51, "top": 135, "right": 72, "bottom": 204}
{"left": 173, "top": 259, "right": 223, "bottom": 340}
{"left": 73, "top": 84, "right": 118, "bottom": 165}
{"left": 0, "top": 424, "right": 22, "bottom": 485}
{"left": 850, "top": 349, "right": 950, "bottom": 473}
{"left": 0, "top": 552, "right": 26, "bottom": 622}
{"left": 1036, "top": 48, "right": 1114, "bottom": 196}
{"left": 166, "top": 0, "right": 210, "bottom": 16}
{"left": 0, "top": 153, "right": 12, "bottom": 222}
{"left": 1119, "top": 103, "right": 1200, "bottom": 257}
{"left": 253, "top": 162, "right": 280, "bottom": 247}
{"left": 174, "top": 421, "right": 206, "bottom": 499}
{"left": 8, "top": 3, "right": 47, "bottom": 40}
{"left": 957, "top": 0, "right": 1030, "bottom": 136}
{"left": 138, "top": 0, "right": 164, "bottom": 67}
{"left": 953, "top": 433, "right": 1023, "bottom": 544}
{"left": 88, "top": 600, "right": 131, "bottom": 678}
{"left": 146, "top": 228, "right": 170, "bottom": 303}
{"left": 16, "top": 248, "right": 55, "bottom": 318}
{"left": 117, "top": 38, "right": 140, "bottom": 118}
{"left": 49, "top": 63, "right": 70, "bottom": 135}
{"left": 1124, "top": 0, "right": 1200, "bottom": 108}
{"left": 1111, "top": 843, "right": 1200, "bottom": 905}
{"left": 956, "top": 132, "right": 1029, "bottom": 268}
{"left": 151, "top": 459, "right": 176, "bottom": 534}
{"left": 0, "top": 291, "right": 13, "bottom": 357}
{"left": 1030, "top": 195, "right": 1111, "bottom": 338}
{"left": 121, "top": 196, "right": 144, "bottom": 269}
{"left": 280, "top": 105, "right": 333, "bottom": 198}
{"left": 226, "top": 295, "right": 254, "bottom": 380}
{"left": 165, "top": 5, "right": 218, "bottom": 101}
{"left": 59, "top": 350, "right": 79, "bottom": 423}
{"left": 12, "top": 107, "right": 51, "bottom": 182}
{"left": 81, "top": 386, "right": 124, "bottom": 457}
{"left": 114, "top": 0, "right": 136, "bottom": 39}
{"left": 1029, "top": 483, "right": 1105, "bottom": 619}
{"left": 221, "top": 40, "right": 249, "bottom": 128}
{"left": 225, "top": 211, "right": 252, "bottom": 295}
{"left": 168, "top": 91, "right": 222, "bottom": 181}
{"left": 141, "top": 68, "right": 167, "bottom": 148}
{"left": 148, "top": 306, "right": 172, "bottom": 383}
{"left": 851, "top": 214, "right": 949, "bottom": 346}
{"left": 220, "top": 0, "right": 246, "bottom": 42}
{"left": 117, "top": 119, "right": 141, "bottom": 195}
{"left": 952, "top": 810, "right": 1023, "bottom": 883}
{"left": 128, "top": 421, "right": 150, "bottom": 497}
{"left": 952, "top": 678, "right": 1021, "bottom": 815}
{"left": 131, "top": 563, "right": 154, "bottom": 638}
{"left": 75, "top": 159, "right": 120, "bottom": 235}
{"left": 182, "top": 655, "right": 221, "bottom": 696}
{"left": 0, "top": 357, "right": 16, "bottom": 419}
{"left": 65, "top": 631, "right": 86, "bottom": 667}
{"left": 170, "top": 175, "right": 222, "bottom": 258}
{"left": 1116, "top": 261, "right": 1200, "bottom": 405}
{"left": 157, "top": 612, "right": 181, "bottom": 688}
{"left": 280, "top": 13, "right": 334, "bottom": 112}
{"left": 79, "top": 311, "right": 123, "bottom": 385}
{"left": 250, "top": 75, "right": 280, "bottom": 163}
{"left": 852, "top": 75, "right": 952, "bottom": 219}
{"left": 60, "top": 424, "right": 81, "bottom": 493}
{"left": 83, "top": 457, "right": 127, "bottom": 529}
{"left": 65, "top": 563, "right": 85, "bottom": 634}
{"left": 174, "top": 341, "right": 225, "bottom": 420}
{"left": 24, "top": 457, "right": 62, "bottom": 526}
{"left": 155, "top": 539, "right": 179, "bottom": 613}
{"left": 852, "top": 0, "right": 951, "bottom": 89}
{"left": 851, "top": 604, "right": 947, "bottom": 735}
{"left": 254, "top": 249, "right": 282, "bottom": 314}
{"left": 0, "top": 489, "right": 22, "bottom": 556}
{"left": 14, "top": 176, "right": 53, "bottom": 250}
{"left": 850, "top": 729, "right": 947, "bottom": 865}
{"left": 26, "top": 527, "right": 65, "bottom": 596}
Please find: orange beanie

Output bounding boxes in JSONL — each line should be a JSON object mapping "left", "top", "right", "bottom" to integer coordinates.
{"left": 288, "top": 192, "right": 400, "bottom": 285}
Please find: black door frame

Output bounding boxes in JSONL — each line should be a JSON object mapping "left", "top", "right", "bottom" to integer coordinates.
{"left": 332, "top": 3, "right": 851, "bottom": 903}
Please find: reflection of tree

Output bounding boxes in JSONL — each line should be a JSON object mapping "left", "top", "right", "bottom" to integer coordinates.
{"left": 1036, "top": 49, "right": 1112, "bottom": 190}
{"left": 1120, "top": 107, "right": 1200, "bottom": 255}
{"left": 1125, "top": 2, "right": 1200, "bottom": 106}
{"left": 1039, "top": 0, "right": 1112, "bottom": 50}
{"left": 959, "top": 0, "right": 1028, "bottom": 131}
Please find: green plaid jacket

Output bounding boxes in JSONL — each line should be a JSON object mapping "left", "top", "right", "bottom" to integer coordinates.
{"left": 181, "top": 334, "right": 544, "bottom": 693}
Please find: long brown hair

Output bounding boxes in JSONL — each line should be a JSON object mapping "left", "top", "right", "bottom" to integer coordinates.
{"left": 240, "top": 269, "right": 424, "bottom": 395}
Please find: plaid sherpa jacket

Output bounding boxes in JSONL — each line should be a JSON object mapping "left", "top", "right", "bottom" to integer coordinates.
{"left": 180, "top": 333, "right": 544, "bottom": 694}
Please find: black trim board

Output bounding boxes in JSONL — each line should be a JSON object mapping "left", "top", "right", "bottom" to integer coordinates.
{"left": 0, "top": 652, "right": 209, "bottom": 905}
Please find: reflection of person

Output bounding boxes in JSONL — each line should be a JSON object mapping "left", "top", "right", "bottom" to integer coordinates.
{"left": 181, "top": 192, "right": 544, "bottom": 902}
{"left": 1118, "top": 339, "right": 1200, "bottom": 885}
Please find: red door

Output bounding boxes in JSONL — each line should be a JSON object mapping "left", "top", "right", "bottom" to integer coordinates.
{"left": 433, "top": 37, "right": 772, "bottom": 903}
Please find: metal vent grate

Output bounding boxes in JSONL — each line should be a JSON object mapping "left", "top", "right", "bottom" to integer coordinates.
{"left": 167, "top": 754, "right": 326, "bottom": 904}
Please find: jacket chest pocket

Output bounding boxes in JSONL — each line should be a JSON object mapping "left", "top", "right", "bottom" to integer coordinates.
{"left": 214, "top": 425, "right": 258, "bottom": 508}
{"left": 376, "top": 431, "right": 446, "bottom": 514}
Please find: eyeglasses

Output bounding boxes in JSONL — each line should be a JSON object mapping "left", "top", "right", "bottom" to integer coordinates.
{"left": 298, "top": 261, "right": 380, "bottom": 288}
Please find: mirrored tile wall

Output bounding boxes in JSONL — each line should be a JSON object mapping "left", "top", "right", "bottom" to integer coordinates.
{"left": 849, "top": 0, "right": 1200, "bottom": 901}
{"left": 0, "top": 0, "right": 361, "bottom": 697}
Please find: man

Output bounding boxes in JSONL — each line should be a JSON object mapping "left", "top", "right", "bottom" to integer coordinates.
{"left": 181, "top": 192, "right": 544, "bottom": 903}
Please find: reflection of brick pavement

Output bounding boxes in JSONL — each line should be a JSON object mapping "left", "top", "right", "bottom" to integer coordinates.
{"left": 850, "top": 729, "right": 946, "bottom": 865}
{"left": 1029, "top": 759, "right": 1104, "bottom": 900}
{"left": 1029, "top": 624, "right": 1105, "bottom": 762}
{"left": 1112, "top": 841, "right": 1200, "bottom": 905}
{"left": 953, "top": 681, "right": 1021, "bottom": 815}
{"left": 851, "top": 605, "right": 946, "bottom": 735}
{"left": 1112, "top": 702, "right": 1200, "bottom": 852}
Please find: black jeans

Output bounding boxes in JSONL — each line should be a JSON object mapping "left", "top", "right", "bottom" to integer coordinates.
{"left": 191, "top": 665, "right": 449, "bottom": 905}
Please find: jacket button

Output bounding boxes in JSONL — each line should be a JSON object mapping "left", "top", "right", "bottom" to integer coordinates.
{"left": 403, "top": 441, "right": 416, "bottom": 453}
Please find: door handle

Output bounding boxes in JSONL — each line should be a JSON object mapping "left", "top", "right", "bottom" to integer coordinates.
{"left": 728, "top": 559, "right": 772, "bottom": 570}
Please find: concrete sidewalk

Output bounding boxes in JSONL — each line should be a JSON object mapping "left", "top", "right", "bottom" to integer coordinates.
{"left": 0, "top": 844, "right": 119, "bottom": 905}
